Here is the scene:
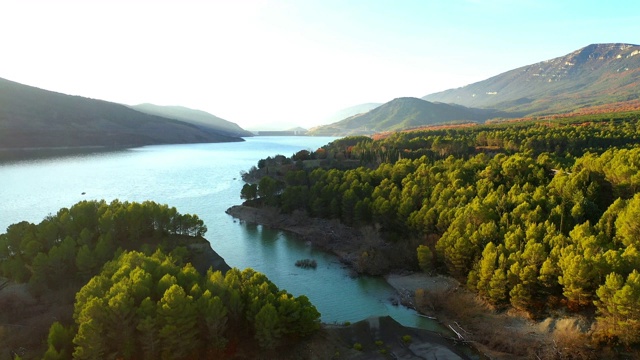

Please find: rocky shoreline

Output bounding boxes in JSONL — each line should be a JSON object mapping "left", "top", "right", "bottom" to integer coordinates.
{"left": 225, "top": 204, "right": 478, "bottom": 359}
{"left": 183, "top": 215, "right": 564, "bottom": 359}
{"left": 225, "top": 204, "right": 459, "bottom": 296}
{"left": 226, "top": 205, "right": 365, "bottom": 267}
{"left": 182, "top": 235, "right": 232, "bottom": 274}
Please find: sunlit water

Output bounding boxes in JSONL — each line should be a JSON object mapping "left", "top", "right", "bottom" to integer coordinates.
{"left": 0, "top": 137, "right": 440, "bottom": 329}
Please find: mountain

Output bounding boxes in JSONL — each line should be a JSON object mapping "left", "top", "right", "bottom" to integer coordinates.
{"left": 423, "top": 43, "right": 640, "bottom": 115}
{"left": 0, "top": 77, "right": 242, "bottom": 149}
{"left": 321, "top": 102, "right": 383, "bottom": 125}
{"left": 287, "top": 126, "right": 308, "bottom": 133}
{"left": 130, "top": 103, "right": 253, "bottom": 138}
{"left": 245, "top": 121, "right": 302, "bottom": 132}
{"left": 308, "top": 97, "right": 498, "bottom": 136}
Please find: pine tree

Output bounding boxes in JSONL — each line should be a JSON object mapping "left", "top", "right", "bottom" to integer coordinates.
{"left": 615, "top": 194, "right": 640, "bottom": 247}
{"left": 476, "top": 242, "right": 498, "bottom": 297}
{"left": 198, "top": 290, "right": 228, "bottom": 350}
{"left": 104, "top": 289, "right": 136, "bottom": 359}
{"left": 488, "top": 269, "right": 508, "bottom": 305}
{"left": 254, "top": 303, "right": 282, "bottom": 349}
{"left": 157, "top": 284, "right": 200, "bottom": 359}
{"left": 73, "top": 298, "right": 108, "bottom": 360}
{"left": 43, "top": 322, "right": 73, "bottom": 360}
{"left": 416, "top": 245, "right": 433, "bottom": 272}
{"left": 595, "top": 271, "right": 640, "bottom": 346}
{"left": 136, "top": 297, "right": 160, "bottom": 360}
{"left": 558, "top": 246, "right": 596, "bottom": 308}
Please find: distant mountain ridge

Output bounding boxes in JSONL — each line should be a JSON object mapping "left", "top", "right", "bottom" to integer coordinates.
{"left": 0, "top": 77, "right": 242, "bottom": 149}
{"left": 130, "top": 103, "right": 253, "bottom": 138}
{"left": 314, "top": 43, "right": 640, "bottom": 137}
{"left": 321, "top": 103, "right": 383, "bottom": 125}
{"left": 308, "top": 97, "right": 498, "bottom": 136}
{"left": 423, "top": 43, "right": 640, "bottom": 114}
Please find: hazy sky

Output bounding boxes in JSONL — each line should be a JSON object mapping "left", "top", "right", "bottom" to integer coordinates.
{"left": 2, "top": 0, "right": 638, "bottom": 129}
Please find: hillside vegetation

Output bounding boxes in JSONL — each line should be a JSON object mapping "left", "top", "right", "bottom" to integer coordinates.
{"left": 320, "top": 102, "right": 383, "bottom": 125}
{"left": 241, "top": 110, "right": 640, "bottom": 358}
{"left": 0, "top": 200, "right": 319, "bottom": 359}
{"left": 309, "top": 97, "right": 499, "bottom": 136}
{"left": 0, "top": 77, "right": 242, "bottom": 149}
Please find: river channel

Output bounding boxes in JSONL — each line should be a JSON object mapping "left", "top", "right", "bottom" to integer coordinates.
{"left": 0, "top": 136, "right": 442, "bottom": 330}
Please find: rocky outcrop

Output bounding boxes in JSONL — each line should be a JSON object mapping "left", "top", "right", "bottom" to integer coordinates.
{"left": 184, "top": 236, "right": 232, "bottom": 274}
{"left": 226, "top": 205, "right": 419, "bottom": 275}
{"left": 226, "top": 205, "right": 364, "bottom": 266}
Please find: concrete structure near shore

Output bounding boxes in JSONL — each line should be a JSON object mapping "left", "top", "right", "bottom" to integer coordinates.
{"left": 255, "top": 129, "right": 308, "bottom": 136}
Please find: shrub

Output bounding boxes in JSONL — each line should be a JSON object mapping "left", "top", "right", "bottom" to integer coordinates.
{"left": 294, "top": 259, "right": 317, "bottom": 269}
{"left": 353, "top": 342, "right": 363, "bottom": 351}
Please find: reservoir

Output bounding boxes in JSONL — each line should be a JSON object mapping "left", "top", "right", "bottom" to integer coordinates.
{"left": 0, "top": 137, "right": 439, "bottom": 329}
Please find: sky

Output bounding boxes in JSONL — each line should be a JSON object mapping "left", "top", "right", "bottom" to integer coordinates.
{"left": 1, "top": 0, "right": 639, "bottom": 130}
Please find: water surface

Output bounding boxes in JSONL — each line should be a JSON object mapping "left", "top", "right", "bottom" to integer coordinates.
{"left": 0, "top": 137, "right": 438, "bottom": 328}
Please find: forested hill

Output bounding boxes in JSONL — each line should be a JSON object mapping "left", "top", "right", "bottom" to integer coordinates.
{"left": 241, "top": 110, "right": 640, "bottom": 357}
{"left": 0, "top": 200, "right": 320, "bottom": 358}
{"left": 0, "top": 77, "right": 243, "bottom": 149}
{"left": 423, "top": 43, "right": 640, "bottom": 115}
{"left": 308, "top": 97, "right": 498, "bottom": 136}
{"left": 320, "top": 102, "right": 383, "bottom": 125}
{"left": 130, "top": 103, "right": 253, "bottom": 138}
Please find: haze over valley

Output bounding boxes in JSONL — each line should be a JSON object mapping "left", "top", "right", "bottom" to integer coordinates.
{"left": 2, "top": 1, "right": 638, "bottom": 132}
{"left": 3, "top": 43, "right": 640, "bottom": 147}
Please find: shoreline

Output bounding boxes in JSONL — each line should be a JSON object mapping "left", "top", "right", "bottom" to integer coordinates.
{"left": 225, "top": 205, "right": 466, "bottom": 316}
{"left": 225, "top": 204, "right": 461, "bottom": 296}
{"left": 225, "top": 205, "right": 364, "bottom": 267}
{"left": 225, "top": 204, "right": 580, "bottom": 359}
{"left": 225, "top": 204, "right": 478, "bottom": 359}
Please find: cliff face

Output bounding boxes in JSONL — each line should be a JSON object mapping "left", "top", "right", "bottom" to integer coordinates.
{"left": 185, "top": 236, "right": 232, "bottom": 274}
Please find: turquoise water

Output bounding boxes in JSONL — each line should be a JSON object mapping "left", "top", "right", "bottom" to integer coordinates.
{"left": 0, "top": 137, "right": 439, "bottom": 329}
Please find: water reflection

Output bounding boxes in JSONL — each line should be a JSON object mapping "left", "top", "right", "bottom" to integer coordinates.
{"left": 235, "top": 222, "right": 444, "bottom": 331}
{"left": 0, "top": 139, "right": 448, "bottom": 331}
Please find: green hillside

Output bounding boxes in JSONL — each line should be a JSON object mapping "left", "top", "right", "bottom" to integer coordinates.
{"left": 309, "top": 97, "right": 498, "bottom": 136}
{"left": 241, "top": 110, "right": 640, "bottom": 358}
{"left": 320, "top": 102, "right": 383, "bottom": 125}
